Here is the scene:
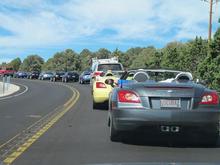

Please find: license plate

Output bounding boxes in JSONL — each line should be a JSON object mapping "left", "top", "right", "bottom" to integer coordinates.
{"left": 160, "top": 99, "right": 180, "bottom": 108}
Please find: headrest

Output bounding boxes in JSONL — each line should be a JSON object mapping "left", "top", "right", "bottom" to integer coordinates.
{"left": 105, "top": 70, "right": 113, "bottom": 76}
{"left": 133, "top": 71, "right": 150, "bottom": 82}
{"left": 175, "top": 72, "right": 193, "bottom": 82}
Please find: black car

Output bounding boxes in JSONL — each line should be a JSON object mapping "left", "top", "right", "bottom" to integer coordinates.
{"left": 62, "top": 71, "right": 79, "bottom": 83}
{"left": 108, "top": 69, "right": 220, "bottom": 145}
{"left": 50, "top": 71, "right": 65, "bottom": 82}
{"left": 38, "top": 71, "right": 54, "bottom": 80}
{"left": 27, "top": 71, "right": 40, "bottom": 79}
{"left": 14, "top": 71, "right": 28, "bottom": 78}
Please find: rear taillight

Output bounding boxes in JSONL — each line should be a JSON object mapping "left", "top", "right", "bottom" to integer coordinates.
{"left": 93, "top": 71, "right": 102, "bottom": 77}
{"left": 96, "top": 82, "right": 107, "bottom": 88}
{"left": 118, "top": 90, "right": 140, "bottom": 103}
{"left": 199, "top": 92, "right": 219, "bottom": 105}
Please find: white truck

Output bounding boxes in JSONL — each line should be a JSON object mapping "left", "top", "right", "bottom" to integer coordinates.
{"left": 90, "top": 57, "right": 124, "bottom": 79}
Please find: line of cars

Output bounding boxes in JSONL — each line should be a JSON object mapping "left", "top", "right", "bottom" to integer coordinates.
{"left": 12, "top": 57, "right": 220, "bottom": 146}
{"left": 89, "top": 57, "right": 220, "bottom": 145}
{"left": 13, "top": 70, "right": 92, "bottom": 84}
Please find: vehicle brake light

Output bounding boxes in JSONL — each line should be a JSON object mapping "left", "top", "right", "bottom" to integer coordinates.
{"left": 93, "top": 71, "right": 102, "bottom": 77}
{"left": 96, "top": 82, "right": 107, "bottom": 88}
{"left": 199, "top": 92, "right": 219, "bottom": 105}
{"left": 118, "top": 90, "right": 140, "bottom": 103}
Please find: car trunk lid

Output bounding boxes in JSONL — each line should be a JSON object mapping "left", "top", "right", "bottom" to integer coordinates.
{"left": 131, "top": 82, "right": 204, "bottom": 110}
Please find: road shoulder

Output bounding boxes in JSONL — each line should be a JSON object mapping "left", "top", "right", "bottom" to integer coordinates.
{"left": 0, "top": 82, "right": 20, "bottom": 97}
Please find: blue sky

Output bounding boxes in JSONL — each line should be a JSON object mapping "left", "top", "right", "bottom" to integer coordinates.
{"left": 0, "top": 0, "right": 219, "bottom": 63}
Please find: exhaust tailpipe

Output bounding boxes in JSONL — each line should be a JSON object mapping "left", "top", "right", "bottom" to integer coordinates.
{"left": 161, "top": 126, "right": 170, "bottom": 132}
{"left": 161, "top": 126, "right": 180, "bottom": 133}
{"left": 170, "top": 126, "right": 180, "bottom": 133}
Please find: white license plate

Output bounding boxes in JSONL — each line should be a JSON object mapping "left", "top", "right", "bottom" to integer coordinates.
{"left": 160, "top": 99, "right": 180, "bottom": 108}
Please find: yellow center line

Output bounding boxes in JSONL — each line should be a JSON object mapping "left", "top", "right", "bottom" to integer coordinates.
{"left": 3, "top": 86, "right": 80, "bottom": 165}
{"left": 0, "top": 84, "right": 74, "bottom": 149}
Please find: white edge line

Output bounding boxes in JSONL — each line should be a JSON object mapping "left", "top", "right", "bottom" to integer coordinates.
{"left": 0, "top": 83, "right": 29, "bottom": 100}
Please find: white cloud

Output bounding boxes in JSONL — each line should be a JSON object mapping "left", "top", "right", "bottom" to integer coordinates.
{"left": 0, "top": 0, "right": 219, "bottom": 59}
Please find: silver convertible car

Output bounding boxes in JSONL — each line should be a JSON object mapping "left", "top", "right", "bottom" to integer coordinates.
{"left": 108, "top": 69, "right": 220, "bottom": 145}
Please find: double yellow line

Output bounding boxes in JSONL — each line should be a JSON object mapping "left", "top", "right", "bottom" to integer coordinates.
{"left": 3, "top": 85, "right": 80, "bottom": 165}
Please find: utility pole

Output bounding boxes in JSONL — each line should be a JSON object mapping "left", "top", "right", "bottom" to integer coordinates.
{"left": 208, "top": 0, "right": 213, "bottom": 41}
{"left": 203, "top": 0, "right": 219, "bottom": 41}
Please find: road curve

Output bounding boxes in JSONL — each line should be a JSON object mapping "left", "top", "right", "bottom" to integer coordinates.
{"left": 0, "top": 79, "right": 73, "bottom": 146}
{"left": 10, "top": 83, "right": 220, "bottom": 165}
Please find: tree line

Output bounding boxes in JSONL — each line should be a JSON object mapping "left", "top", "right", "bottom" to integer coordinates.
{"left": 2, "top": 28, "right": 220, "bottom": 90}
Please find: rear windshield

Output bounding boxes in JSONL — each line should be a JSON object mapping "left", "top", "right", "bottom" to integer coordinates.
{"left": 68, "top": 72, "right": 77, "bottom": 75}
{"left": 57, "top": 72, "right": 65, "bottom": 75}
{"left": 46, "top": 72, "right": 53, "bottom": 74}
{"left": 84, "top": 72, "right": 91, "bottom": 75}
{"left": 97, "top": 64, "right": 122, "bottom": 71}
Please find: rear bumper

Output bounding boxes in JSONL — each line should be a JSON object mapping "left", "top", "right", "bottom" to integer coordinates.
{"left": 82, "top": 78, "right": 90, "bottom": 82}
{"left": 42, "top": 76, "right": 52, "bottom": 80}
{"left": 111, "top": 109, "right": 220, "bottom": 134}
{"left": 68, "top": 77, "right": 78, "bottom": 81}
{"left": 54, "top": 77, "right": 62, "bottom": 81}
{"left": 93, "top": 89, "right": 110, "bottom": 103}
{"left": 30, "top": 75, "right": 39, "bottom": 79}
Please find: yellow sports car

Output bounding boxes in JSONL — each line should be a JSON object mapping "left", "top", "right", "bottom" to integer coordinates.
{"left": 92, "top": 70, "right": 121, "bottom": 109}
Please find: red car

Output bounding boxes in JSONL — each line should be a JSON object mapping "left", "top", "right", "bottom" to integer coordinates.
{"left": 0, "top": 67, "right": 16, "bottom": 77}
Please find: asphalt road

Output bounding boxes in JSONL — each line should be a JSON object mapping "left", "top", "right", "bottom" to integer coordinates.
{"left": 1, "top": 80, "right": 220, "bottom": 165}
{"left": 0, "top": 79, "right": 72, "bottom": 146}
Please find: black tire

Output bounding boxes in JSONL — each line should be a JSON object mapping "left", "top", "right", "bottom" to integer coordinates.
{"left": 203, "top": 133, "right": 219, "bottom": 147}
{"left": 93, "top": 101, "right": 99, "bottom": 109}
{"left": 110, "top": 120, "right": 121, "bottom": 142}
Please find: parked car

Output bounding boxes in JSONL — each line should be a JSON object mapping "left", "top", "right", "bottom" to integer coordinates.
{"left": 50, "top": 71, "right": 65, "bottom": 82}
{"left": 108, "top": 69, "right": 220, "bottom": 145}
{"left": 62, "top": 71, "right": 79, "bottom": 83}
{"left": 38, "top": 71, "right": 53, "bottom": 80}
{"left": 79, "top": 71, "right": 92, "bottom": 84}
{"left": 0, "top": 67, "right": 16, "bottom": 77}
{"left": 14, "top": 71, "right": 28, "bottom": 78}
{"left": 27, "top": 71, "right": 40, "bottom": 79}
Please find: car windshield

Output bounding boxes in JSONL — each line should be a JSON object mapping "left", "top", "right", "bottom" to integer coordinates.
{"left": 68, "top": 72, "right": 76, "bottom": 75}
{"left": 84, "top": 72, "right": 91, "bottom": 75}
{"left": 57, "top": 72, "right": 65, "bottom": 75}
{"left": 122, "top": 70, "right": 193, "bottom": 83}
{"left": 147, "top": 71, "right": 179, "bottom": 81}
{"left": 98, "top": 64, "right": 122, "bottom": 71}
{"left": 46, "top": 72, "right": 53, "bottom": 74}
